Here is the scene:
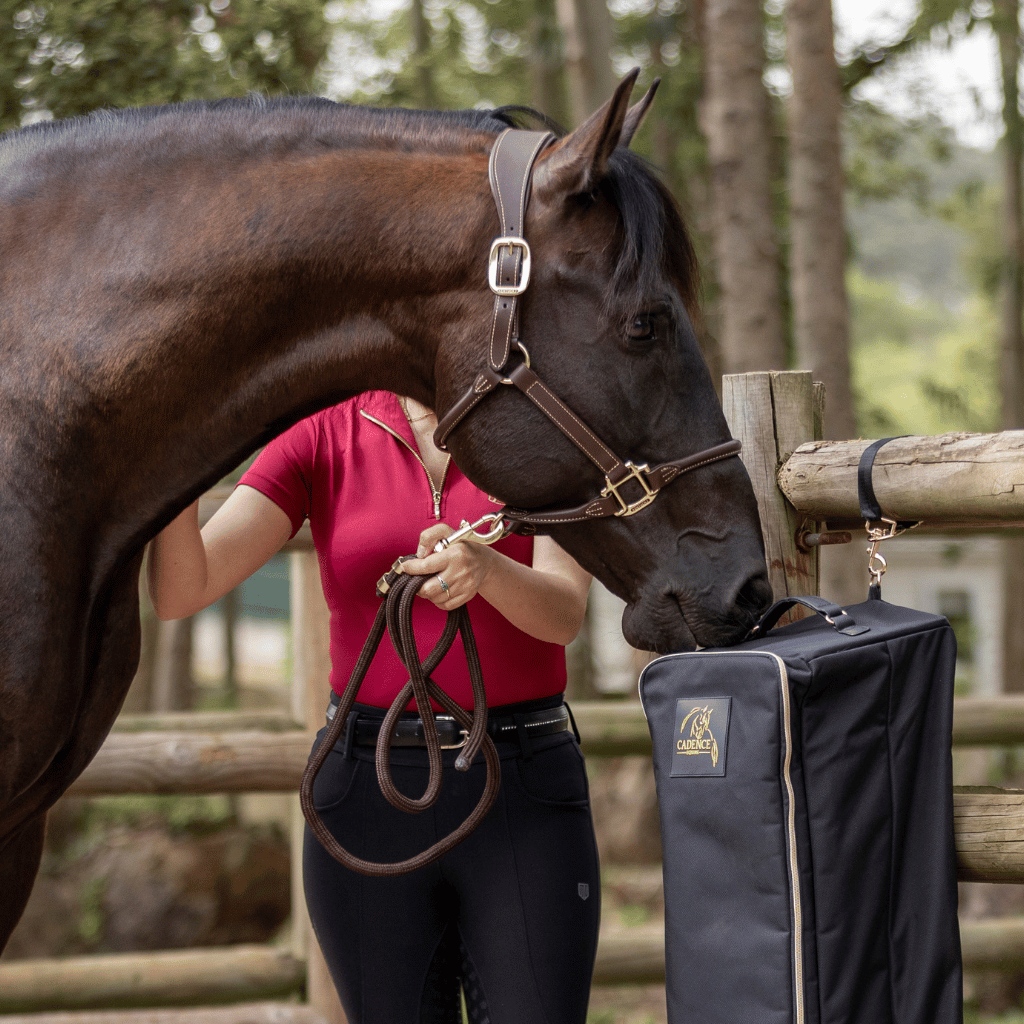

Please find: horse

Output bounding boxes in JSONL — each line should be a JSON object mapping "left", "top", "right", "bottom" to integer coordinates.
{"left": 0, "top": 70, "right": 772, "bottom": 948}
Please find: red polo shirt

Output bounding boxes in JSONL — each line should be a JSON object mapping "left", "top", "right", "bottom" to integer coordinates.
{"left": 239, "top": 391, "right": 567, "bottom": 710}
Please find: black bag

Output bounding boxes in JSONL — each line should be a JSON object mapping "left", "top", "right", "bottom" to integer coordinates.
{"left": 639, "top": 593, "right": 962, "bottom": 1024}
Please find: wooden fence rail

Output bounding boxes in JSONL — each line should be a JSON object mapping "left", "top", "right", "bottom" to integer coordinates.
{"left": 4, "top": 916, "right": 1023, "bottom": 1015}
{"left": 71, "top": 701, "right": 1024, "bottom": 884}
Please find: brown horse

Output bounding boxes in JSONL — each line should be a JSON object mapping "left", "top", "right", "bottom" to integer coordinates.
{"left": 0, "top": 71, "right": 771, "bottom": 947}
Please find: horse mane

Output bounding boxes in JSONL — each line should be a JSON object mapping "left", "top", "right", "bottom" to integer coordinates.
{"left": 1, "top": 93, "right": 698, "bottom": 316}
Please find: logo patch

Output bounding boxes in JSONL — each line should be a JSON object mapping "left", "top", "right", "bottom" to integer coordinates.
{"left": 578, "top": 883, "right": 590, "bottom": 901}
{"left": 670, "top": 697, "right": 731, "bottom": 777}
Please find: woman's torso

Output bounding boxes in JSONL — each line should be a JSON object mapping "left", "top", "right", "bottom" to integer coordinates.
{"left": 239, "top": 391, "right": 567, "bottom": 709}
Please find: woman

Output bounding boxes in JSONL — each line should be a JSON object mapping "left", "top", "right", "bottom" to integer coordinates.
{"left": 148, "top": 390, "right": 599, "bottom": 1024}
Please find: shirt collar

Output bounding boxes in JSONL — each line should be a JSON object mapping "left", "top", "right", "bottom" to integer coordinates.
{"left": 358, "top": 391, "right": 419, "bottom": 448}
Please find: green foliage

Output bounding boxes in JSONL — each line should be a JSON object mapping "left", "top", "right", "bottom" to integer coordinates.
{"left": 849, "top": 269, "right": 999, "bottom": 435}
{"left": 326, "top": 0, "right": 547, "bottom": 112}
{"left": 937, "top": 179, "right": 1004, "bottom": 298}
{"left": 845, "top": 102, "right": 954, "bottom": 208}
{"left": 81, "top": 794, "right": 236, "bottom": 837}
{"left": 0, "top": 0, "right": 329, "bottom": 132}
{"left": 77, "top": 875, "right": 107, "bottom": 944}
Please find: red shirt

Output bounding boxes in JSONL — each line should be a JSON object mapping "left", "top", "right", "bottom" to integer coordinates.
{"left": 239, "top": 391, "right": 567, "bottom": 709}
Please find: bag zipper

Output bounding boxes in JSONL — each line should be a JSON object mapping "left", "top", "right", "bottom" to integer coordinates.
{"left": 359, "top": 409, "right": 450, "bottom": 519}
{"left": 639, "top": 651, "right": 805, "bottom": 1024}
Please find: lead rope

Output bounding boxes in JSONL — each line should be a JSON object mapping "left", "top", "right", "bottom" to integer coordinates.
{"left": 299, "top": 564, "right": 500, "bottom": 877}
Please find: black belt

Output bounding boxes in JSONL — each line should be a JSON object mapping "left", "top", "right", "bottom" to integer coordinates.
{"left": 326, "top": 698, "right": 570, "bottom": 749}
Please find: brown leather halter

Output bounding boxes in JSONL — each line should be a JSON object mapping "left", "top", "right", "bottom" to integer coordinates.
{"left": 433, "top": 128, "right": 743, "bottom": 531}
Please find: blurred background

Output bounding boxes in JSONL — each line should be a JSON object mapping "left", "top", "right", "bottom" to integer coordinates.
{"left": 2, "top": 1, "right": 1023, "bottom": 1021}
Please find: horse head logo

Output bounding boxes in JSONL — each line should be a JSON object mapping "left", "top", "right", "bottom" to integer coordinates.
{"left": 679, "top": 705, "right": 719, "bottom": 768}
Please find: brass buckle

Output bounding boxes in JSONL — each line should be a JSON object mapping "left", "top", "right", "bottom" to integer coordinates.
{"left": 602, "top": 462, "right": 657, "bottom": 516}
{"left": 488, "top": 236, "right": 531, "bottom": 296}
{"left": 437, "top": 718, "right": 469, "bottom": 750}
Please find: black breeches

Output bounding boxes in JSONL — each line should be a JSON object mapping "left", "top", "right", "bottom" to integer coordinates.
{"left": 303, "top": 723, "right": 601, "bottom": 1024}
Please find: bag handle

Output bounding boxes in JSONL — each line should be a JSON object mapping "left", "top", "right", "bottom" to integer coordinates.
{"left": 746, "top": 595, "right": 869, "bottom": 639}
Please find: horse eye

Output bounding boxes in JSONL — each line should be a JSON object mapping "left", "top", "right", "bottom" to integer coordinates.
{"left": 627, "top": 314, "right": 657, "bottom": 343}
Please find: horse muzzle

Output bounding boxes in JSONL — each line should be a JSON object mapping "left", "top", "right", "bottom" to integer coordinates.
{"left": 622, "top": 565, "right": 773, "bottom": 653}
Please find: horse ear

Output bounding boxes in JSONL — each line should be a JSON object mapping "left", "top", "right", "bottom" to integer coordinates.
{"left": 533, "top": 68, "right": 640, "bottom": 201}
{"left": 619, "top": 77, "right": 660, "bottom": 149}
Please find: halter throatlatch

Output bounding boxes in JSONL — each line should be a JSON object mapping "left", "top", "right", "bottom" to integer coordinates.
{"left": 433, "top": 127, "right": 743, "bottom": 533}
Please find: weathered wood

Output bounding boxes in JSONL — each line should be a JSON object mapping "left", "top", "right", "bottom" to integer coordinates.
{"left": 0, "top": 947, "right": 304, "bottom": 1014}
{"left": 589, "top": 917, "right": 1024, "bottom": 983}
{"left": 290, "top": 550, "right": 348, "bottom": 1024}
{"left": 573, "top": 701, "right": 653, "bottom": 756}
{"left": 960, "top": 917, "right": 1024, "bottom": 970}
{"left": 954, "top": 787, "right": 1024, "bottom": 882}
{"left": 113, "top": 712, "right": 301, "bottom": 734}
{"left": 0, "top": 1006, "right": 326, "bottom": 1024}
{"left": 83, "top": 699, "right": 1024, "bottom": 799}
{"left": 67, "top": 731, "right": 311, "bottom": 796}
{"left": 778, "top": 431, "right": 1024, "bottom": 525}
{"left": 954, "top": 696, "right": 1024, "bottom": 745}
{"left": 722, "top": 372, "right": 819, "bottom": 600}
{"left": 592, "top": 925, "right": 666, "bottom": 985}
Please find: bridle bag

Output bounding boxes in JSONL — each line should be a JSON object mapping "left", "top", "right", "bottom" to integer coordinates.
{"left": 639, "top": 591, "right": 963, "bottom": 1024}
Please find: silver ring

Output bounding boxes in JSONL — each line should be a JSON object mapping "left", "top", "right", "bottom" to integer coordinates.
{"left": 437, "top": 576, "right": 449, "bottom": 594}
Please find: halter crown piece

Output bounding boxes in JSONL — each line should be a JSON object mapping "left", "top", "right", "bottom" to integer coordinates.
{"left": 432, "top": 128, "right": 743, "bottom": 532}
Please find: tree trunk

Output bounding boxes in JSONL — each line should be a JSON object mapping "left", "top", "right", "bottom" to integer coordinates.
{"left": 555, "top": 0, "right": 617, "bottom": 125}
{"left": 122, "top": 570, "right": 159, "bottom": 714}
{"left": 151, "top": 617, "right": 194, "bottom": 713}
{"left": 530, "top": 0, "right": 568, "bottom": 127}
{"left": 785, "top": 0, "right": 853, "bottom": 441}
{"left": 995, "top": 0, "right": 1024, "bottom": 694}
{"left": 702, "top": 0, "right": 786, "bottom": 373}
{"left": 410, "top": 0, "right": 436, "bottom": 109}
{"left": 785, "top": 0, "right": 861, "bottom": 606}
{"left": 222, "top": 588, "right": 239, "bottom": 708}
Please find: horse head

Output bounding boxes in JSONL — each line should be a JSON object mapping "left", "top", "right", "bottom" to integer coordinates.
{"left": 435, "top": 72, "right": 772, "bottom": 652}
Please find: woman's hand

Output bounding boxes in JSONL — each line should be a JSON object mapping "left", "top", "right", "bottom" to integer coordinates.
{"left": 399, "top": 524, "right": 592, "bottom": 646}
{"left": 400, "top": 524, "right": 494, "bottom": 610}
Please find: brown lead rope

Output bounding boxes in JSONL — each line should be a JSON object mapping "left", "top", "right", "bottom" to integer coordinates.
{"left": 300, "top": 565, "right": 501, "bottom": 877}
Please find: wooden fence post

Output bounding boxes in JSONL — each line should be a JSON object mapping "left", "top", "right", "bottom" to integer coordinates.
{"left": 722, "top": 371, "right": 821, "bottom": 601}
{"left": 290, "top": 551, "right": 348, "bottom": 1024}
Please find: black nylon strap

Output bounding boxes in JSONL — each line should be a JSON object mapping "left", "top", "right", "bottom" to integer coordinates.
{"left": 857, "top": 436, "right": 916, "bottom": 529}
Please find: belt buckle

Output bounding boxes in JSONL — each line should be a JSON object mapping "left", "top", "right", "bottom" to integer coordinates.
{"left": 440, "top": 727, "right": 469, "bottom": 750}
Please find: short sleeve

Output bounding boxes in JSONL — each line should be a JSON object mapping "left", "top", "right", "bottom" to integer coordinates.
{"left": 238, "top": 416, "right": 321, "bottom": 538}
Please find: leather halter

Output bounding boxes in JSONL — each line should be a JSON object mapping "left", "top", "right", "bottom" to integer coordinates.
{"left": 432, "top": 128, "right": 742, "bottom": 532}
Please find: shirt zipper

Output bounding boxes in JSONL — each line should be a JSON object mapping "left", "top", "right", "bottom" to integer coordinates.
{"left": 639, "top": 651, "right": 805, "bottom": 1024}
{"left": 359, "top": 409, "right": 451, "bottom": 520}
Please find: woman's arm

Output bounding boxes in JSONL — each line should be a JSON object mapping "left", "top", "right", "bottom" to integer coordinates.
{"left": 400, "top": 526, "right": 592, "bottom": 646}
{"left": 147, "top": 485, "right": 293, "bottom": 620}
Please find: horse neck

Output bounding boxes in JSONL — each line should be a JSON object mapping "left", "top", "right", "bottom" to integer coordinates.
{"left": 11, "top": 135, "right": 497, "bottom": 570}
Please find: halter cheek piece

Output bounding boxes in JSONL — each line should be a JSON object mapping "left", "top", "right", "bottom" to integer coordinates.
{"left": 432, "top": 128, "right": 742, "bottom": 531}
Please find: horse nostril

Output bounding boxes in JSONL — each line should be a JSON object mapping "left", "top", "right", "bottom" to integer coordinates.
{"left": 735, "top": 570, "right": 773, "bottom": 620}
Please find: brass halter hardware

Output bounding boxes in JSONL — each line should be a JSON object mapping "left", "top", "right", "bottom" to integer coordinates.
{"left": 432, "top": 127, "right": 743, "bottom": 533}
{"left": 602, "top": 461, "right": 657, "bottom": 517}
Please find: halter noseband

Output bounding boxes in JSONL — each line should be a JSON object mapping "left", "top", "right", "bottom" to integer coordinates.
{"left": 432, "top": 128, "right": 742, "bottom": 532}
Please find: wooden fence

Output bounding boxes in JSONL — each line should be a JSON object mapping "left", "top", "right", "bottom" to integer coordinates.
{"left": 5, "top": 369, "right": 1024, "bottom": 1021}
